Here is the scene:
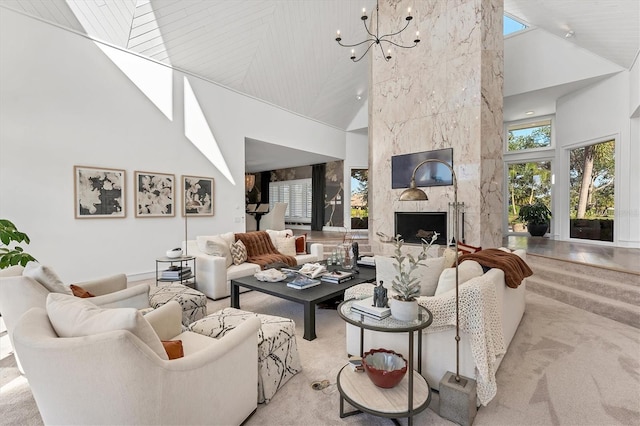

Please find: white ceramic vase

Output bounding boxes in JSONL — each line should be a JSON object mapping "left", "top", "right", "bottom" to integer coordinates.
{"left": 390, "top": 298, "right": 419, "bottom": 321}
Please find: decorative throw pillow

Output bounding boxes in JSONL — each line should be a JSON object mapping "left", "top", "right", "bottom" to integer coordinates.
{"left": 230, "top": 240, "right": 248, "bottom": 265}
{"left": 23, "top": 262, "right": 72, "bottom": 295}
{"left": 442, "top": 248, "right": 458, "bottom": 269}
{"left": 161, "top": 340, "right": 184, "bottom": 360}
{"left": 274, "top": 237, "right": 296, "bottom": 257}
{"left": 434, "top": 260, "right": 484, "bottom": 296}
{"left": 201, "top": 236, "right": 232, "bottom": 267}
{"left": 457, "top": 242, "right": 482, "bottom": 254}
{"left": 265, "top": 229, "right": 293, "bottom": 247}
{"left": 293, "top": 234, "right": 307, "bottom": 254}
{"left": 46, "top": 293, "right": 168, "bottom": 360}
{"left": 70, "top": 284, "right": 95, "bottom": 298}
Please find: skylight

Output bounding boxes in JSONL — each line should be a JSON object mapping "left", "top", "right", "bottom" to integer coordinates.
{"left": 504, "top": 14, "right": 527, "bottom": 35}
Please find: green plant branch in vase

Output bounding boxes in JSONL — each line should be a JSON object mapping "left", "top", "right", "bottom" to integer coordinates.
{"left": 390, "top": 232, "right": 439, "bottom": 301}
{"left": 0, "top": 219, "right": 37, "bottom": 269}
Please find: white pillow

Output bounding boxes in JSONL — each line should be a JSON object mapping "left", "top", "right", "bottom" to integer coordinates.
{"left": 46, "top": 293, "right": 167, "bottom": 360}
{"left": 265, "top": 229, "right": 292, "bottom": 247}
{"left": 374, "top": 255, "right": 445, "bottom": 296}
{"left": 23, "top": 262, "right": 72, "bottom": 295}
{"left": 274, "top": 237, "right": 296, "bottom": 257}
{"left": 198, "top": 236, "right": 232, "bottom": 267}
{"left": 435, "top": 260, "right": 484, "bottom": 296}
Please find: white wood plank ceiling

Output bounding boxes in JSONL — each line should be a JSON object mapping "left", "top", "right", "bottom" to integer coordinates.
{"left": 2, "top": 0, "right": 639, "bottom": 131}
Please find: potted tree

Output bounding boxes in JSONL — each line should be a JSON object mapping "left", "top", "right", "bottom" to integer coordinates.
{"left": 518, "top": 201, "right": 552, "bottom": 237}
{"left": 0, "top": 219, "right": 36, "bottom": 269}
{"left": 388, "top": 233, "right": 437, "bottom": 321}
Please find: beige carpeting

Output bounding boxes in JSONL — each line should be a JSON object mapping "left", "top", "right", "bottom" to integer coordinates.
{"left": 1, "top": 290, "right": 639, "bottom": 425}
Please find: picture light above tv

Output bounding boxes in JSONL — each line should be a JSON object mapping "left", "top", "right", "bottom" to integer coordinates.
{"left": 391, "top": 147, "right": 453, "bottom": 189}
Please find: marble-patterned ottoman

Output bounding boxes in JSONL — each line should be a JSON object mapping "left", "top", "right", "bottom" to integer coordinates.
{"left": 149, "top": 283, "right": 207, "bottom": 327}
{"left": 189, "top": 307, "right": 302, "bottom": 403}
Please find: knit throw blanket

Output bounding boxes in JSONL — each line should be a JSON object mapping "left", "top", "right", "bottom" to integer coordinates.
{"left": 234, "top": 231, "right": 297, "bottom": 269}
{"left": 459, "top": 249, "right": 533, "bottom": 288}
{"left": 344, "top": 274, "right": 505, "bottom": 406}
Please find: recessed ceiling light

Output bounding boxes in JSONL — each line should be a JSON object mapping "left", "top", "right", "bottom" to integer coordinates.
{"left": 356, "top": 95, "right": 362, "bottom": 101}
{"left": 525, "top": 111, "right": 534, "bottom": 115}
{"left": 565, "top": 30, "right": 575, "bottom": 38}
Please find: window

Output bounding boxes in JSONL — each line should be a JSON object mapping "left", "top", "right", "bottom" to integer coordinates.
{"left": 507, "top": 161, "right": 552, "bottom": 233}
{"left": 569, "top": 140, "right": 615, "bottom": 242}
{"left": 269, "top": 178, "right": 312, "bottom": 223}
{"left": 350, "top": 169, "right": 368, "bottom": 229}
{"left": 504, "top": 14, "right": 527, "bottom": 36}
{"left": 507, "top": 120, "right": 552, "bottom": 152}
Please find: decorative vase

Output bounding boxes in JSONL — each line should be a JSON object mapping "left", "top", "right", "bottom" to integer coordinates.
{"left": 390, "top": 298, "right": 419, "bottom": 321}
{"left": 527, "top": 222, "right": 549, "bottom": 237}
{"left": 341, "top": 243, "right": 354, "bottom": 270}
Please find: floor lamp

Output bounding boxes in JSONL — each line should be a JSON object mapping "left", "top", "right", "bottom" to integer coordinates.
{"left": 398, "top": 158, "right": 477, "bottom": 426}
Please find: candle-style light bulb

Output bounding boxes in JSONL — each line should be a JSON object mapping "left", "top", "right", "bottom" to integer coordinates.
{"left": 362, "top": 7, "right": 366, "bottom": 15}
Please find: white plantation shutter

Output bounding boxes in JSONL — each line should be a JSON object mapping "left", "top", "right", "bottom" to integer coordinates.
{"left": 269, "top": 178, "right": 312, "bottom": 223}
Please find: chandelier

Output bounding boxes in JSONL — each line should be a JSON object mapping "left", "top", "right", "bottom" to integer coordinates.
{"left": 335, "top": 0, "right": 420, "bottom": 62}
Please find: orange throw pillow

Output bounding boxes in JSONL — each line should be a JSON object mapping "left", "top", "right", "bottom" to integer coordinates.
{"left": 161, "top": 340, "right": 184, "bottom": 360}
{"left": 294, "top": 234, "right": 307, "bottom": 254}
{"left": 70, "top": 284, "right": 95, "bottom": 298}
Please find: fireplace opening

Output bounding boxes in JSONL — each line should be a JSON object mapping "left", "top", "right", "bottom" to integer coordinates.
{"left": 395, "top": 212, "right": 447, "bottom": 245}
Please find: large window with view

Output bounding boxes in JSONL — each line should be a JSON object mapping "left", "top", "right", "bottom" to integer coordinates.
{"left": 269, "top": 178, "right": 312, "bottom": 224}
{"left": 506, "top": 119, "right": 553, "bottom": 234}
{"left": 569, "top": 140, "right": 615, "bottom": 242}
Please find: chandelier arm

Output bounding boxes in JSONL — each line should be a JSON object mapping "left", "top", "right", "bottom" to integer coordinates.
{"left": 362, "top": 14, "right": 378, "bottom": 39}
{"left": 378, "top": 42, "right": 390, "bottom": 62}
{"left": 352, "top": 41, "right": 377, "bottom": 62}
{"left": 378, "top": 18, "right": 412, "bottom": 39}
{"left": 336, "top": 37, "right": 377, "bottom": 48}
{"left": 380, "top": 39, "right": 419, "bottom": 49}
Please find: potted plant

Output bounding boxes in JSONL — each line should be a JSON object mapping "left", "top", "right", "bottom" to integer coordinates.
{"left": 0, "top": 219, "right": 37, "bottom": 269}
{"left": 389, "top": 233, "right": 437, "bottom": 321}
{"left": 518, "top": 201, "right": 552, "bottom": 237}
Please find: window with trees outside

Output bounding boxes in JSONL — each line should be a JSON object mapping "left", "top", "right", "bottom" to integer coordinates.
{"left": 350, "top": 169, "right": 368, "bottom": 229}
{"left": 269, "top": 178, "right": 312, "bottom": 224}
{"left": 506, "top": 120, "right": 553, "bottom": 233}
{"left": 569, "top": 140, "right": 615, "bottom": 242}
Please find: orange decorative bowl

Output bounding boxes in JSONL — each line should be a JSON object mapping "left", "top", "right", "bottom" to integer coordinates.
{"left": 362, "top": 348, "right": 407, "bottom": 388}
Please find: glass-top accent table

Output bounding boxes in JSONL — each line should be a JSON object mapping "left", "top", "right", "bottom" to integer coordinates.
{"left": 336, "top": 299, "right": 433, "bottom": 426}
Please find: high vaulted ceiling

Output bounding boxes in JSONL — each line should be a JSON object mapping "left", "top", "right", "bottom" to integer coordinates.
{"left": 3, "top": 0, "right": 638, "bottom": 134}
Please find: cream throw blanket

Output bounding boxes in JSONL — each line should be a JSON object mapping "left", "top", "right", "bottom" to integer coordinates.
{"left": 345, "top": 273, "right": 505, "bottom": 405}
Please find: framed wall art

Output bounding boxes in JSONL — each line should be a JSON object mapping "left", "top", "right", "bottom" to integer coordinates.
{"left": 134, "top": 171, "right": 175, "bottom": 217}
{"left": 182, "top": 175, "right": 214, "bottom": 216}
{"left": 391, "top": 147, "right": 453, "bottom": 188}
{"left": 74, "top": 166, "right": 126, "bottom": 218}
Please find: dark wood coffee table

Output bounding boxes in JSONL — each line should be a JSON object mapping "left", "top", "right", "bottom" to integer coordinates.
{"left": 230, "top": 267, "right": 375, "bottom": 341}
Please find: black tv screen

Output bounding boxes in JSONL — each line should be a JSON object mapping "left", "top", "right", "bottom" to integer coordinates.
{"left": 391, "top": 148, "right": 453, "bottom": 189}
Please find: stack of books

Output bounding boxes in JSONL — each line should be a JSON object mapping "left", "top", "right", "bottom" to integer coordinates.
{"left": 161, "top": 266, "right": 192, "bottom": 280}
{"left": 350, "top": 296, "right": 391, "bottom": 320}
{"left": 348, "top": 356, "right": 364, "bottom": 372}
{"left": 286, "top": 275, "right": 321, "bottom": 290}
{"left": 321, "top": 270, "right": 355, "bottom": 284}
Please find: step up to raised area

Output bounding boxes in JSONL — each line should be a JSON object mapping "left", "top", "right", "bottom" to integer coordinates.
{"left": 526, "top": 254, "right": 640, "bottom": 328}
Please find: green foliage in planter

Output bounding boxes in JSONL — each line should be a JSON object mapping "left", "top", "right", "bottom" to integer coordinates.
{"left": 390, "top": 233, "right": 437, "bottom": 302}
{"left": 518, "top": 201, "right": 552, "bottom": 225}
{"left": 0, "top": 219, "right": 37, "bottom": 269}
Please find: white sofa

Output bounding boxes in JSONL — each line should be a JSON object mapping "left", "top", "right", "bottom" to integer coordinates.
{"left": 184, "top": 230, "right": 323, "bottom": 300}
{"left": 344, "top": 249, "right": 528, "bottom": 406}
{"left": 13, "top": 298, "right": 260, "bottom": 425}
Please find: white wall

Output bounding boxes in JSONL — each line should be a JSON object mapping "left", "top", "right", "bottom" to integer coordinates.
{"left": 0, "top": 9, "right": 347, "bottom": 281}
{"left": 555, "top": 72, "right": 639, "bottom": 247}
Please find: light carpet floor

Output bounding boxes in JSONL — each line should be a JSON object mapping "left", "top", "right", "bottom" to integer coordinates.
{"left": 1, "top": 291, "right": 639, "bottom": 425}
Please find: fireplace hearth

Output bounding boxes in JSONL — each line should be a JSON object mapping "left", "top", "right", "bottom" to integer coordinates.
{"left": 395, "top": 212, "right": 447, "bottom": 245}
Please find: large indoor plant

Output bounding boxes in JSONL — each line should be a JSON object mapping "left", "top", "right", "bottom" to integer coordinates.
{"left": 518, "top": 201, "right": 552, "bottom": 237}
{"left": 0, "top": 219, "right": 36, "bottom": 269}
{"left": 389, "top": 233, "right": 437, "bottom": 321}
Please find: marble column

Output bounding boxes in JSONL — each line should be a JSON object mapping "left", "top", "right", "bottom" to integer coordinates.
{"left": 369, "top": 0, "right": 504, "bottom": 255}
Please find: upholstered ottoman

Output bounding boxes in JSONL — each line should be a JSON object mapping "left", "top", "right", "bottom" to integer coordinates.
{"left": 149, "top": 283, "right": 207, "bottom": 327}
{"left": 189, "top": 307, "right": 301, "bottom": 403}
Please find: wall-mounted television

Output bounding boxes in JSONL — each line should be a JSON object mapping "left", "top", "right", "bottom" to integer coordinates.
{"left": 391, "top": 148, "right": 453, "bottom": 189}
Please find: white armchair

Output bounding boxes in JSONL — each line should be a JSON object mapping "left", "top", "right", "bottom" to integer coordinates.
{"left": 258, "top": 202, "right": 287, "bottom": 231}
{"left": 0, "top": 265, "right": 149, "bottom": 373}
{"left": 13, "top": 299, "right": 261, "bottom": 425}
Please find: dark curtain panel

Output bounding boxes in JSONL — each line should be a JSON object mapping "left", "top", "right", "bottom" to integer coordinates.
{"left": 260, "top": 171, "right": 270, "bottom": 204}
{"left": 311, "top": 164, "right": 326, "bottom": 231}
